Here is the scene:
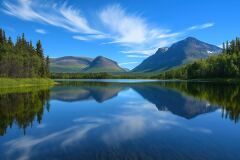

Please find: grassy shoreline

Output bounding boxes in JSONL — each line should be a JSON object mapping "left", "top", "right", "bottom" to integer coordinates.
{"left": 0, "top": 78, "right": 56, "bottom": 89}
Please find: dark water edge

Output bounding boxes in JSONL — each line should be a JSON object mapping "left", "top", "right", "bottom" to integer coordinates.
{"left": 0, "top": 80, "right": 240, "bottom": 160}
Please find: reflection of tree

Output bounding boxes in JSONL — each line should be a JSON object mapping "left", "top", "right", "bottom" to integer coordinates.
{"left": 160, "top": 82, "right": 240, "bottom": 122}
{"left": 0, "top": 88, "right": 50, "bottom": 136}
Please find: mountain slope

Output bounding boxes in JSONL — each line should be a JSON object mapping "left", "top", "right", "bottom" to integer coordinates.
{"left": 84, "top": 56, "right": 125, "bottom": 73}
{"left": 50, "top": 56, "right": 93, "bottom": 73}
{"left": 50, "top": 56, "right": 125, "bottom": 73}
{"left": 132, "top": 37, "right": 222, "bottom": 72}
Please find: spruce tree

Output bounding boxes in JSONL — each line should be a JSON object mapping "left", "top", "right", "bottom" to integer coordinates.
{"left": 46, "top": 56, "right": 50, "bottom": 76}
{"left": 226, "top": 41, "right": 229, "bottom": 54}
{"left": 0, "top": 29, "right": 3, "bottom": 45}
{"left": 36, "top": 40, "right": 45, "bottom": 77}
{"left": 223, "top": 42, "right": 226, "bottom": 53}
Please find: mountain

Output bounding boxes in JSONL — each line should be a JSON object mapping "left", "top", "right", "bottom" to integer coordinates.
{"left": 132, "top": 37, "right": 222, "bottom": 72}
{"left": 84, "top": 56, "right": 125, "bottom": 73}
{"left": 50, "top": 56, "right": 125, "bottom": 73}
{"left": 50, "top": 56, "right": 93, "bottom": 73}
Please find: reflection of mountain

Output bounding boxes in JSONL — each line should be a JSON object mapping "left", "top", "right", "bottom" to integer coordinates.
{"left": 132, "top": 85, "right": 218, "bottom": 119}
{"left": 51, "top": 81, "right": 220, "bottom": 119}
{"left": 51, "top": 85, "right": 125, "bottom": 103}
{"left": 0, "top": 88, "right": 50, "bottom": 136}
{"left": 161, "top": 82, "right": 240, "bottom": 122}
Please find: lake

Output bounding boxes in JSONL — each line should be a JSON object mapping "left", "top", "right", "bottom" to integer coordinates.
{"left": 0, "top": 80, "right": 240, "bottom": 160}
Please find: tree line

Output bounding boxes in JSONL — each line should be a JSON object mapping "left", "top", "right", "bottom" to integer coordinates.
{"left": 155, "top": 37, "right": 240, "bottom": 79}
{"left": 51, "top": 72, "right": 151, "bottom": 79}
{"left": 0, "top": 28, "right": 50, "bottom": 78}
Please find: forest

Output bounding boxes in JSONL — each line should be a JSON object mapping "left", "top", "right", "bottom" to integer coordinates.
{"left": 0, "top": 28, "right": 50, "bottom": 78}
{"left": 154, "top": 37, "right": 240, "bottom": 79}
{"left": 51, "top": 72, "right": 151, "bottom": 79}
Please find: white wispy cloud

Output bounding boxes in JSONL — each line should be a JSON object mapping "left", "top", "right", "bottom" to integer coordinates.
{"left": 119, "top": 62, "right": 139, "bottom": 65}
{"left": 98, "top": 4, "right": 184, "bottom": 57}
{"left": 72, "top": 35, "right": 91, "bottom": 41}
{"left": 73, "top": 34, "right": 108, "bottom": 41}
{"left": 99, "top": 4, "right": 147, "bottom": 44}
{"left": 121, "top": 48, "right": 158, "bottom": 56}
{"left": 2, "top": 0, "right": 101, "bottom": 35}
{"left": 2, "top": 1, "right": 215, "bottom": 58}
{"left": 126, "top": 55, "right": 149, "bottom": 58}
{"left": 35, "top": 28, "right": 46, "bottom": 34}
{"left": 98, "top": 5, "right": 180, "bottom": 46}
{"left": 187, "top": 22, "right": 214, "bottom": 31}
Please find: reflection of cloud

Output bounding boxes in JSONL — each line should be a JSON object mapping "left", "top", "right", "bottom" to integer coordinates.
{"left": 5, "top": 126, "right": 78, "bottom": 160}
{"left": 36, "top": 124, "right": 46, "bottom": 129}
{"left": 187, "top": 127, "right": 212, "bottom": 134}
{"left": 73, "top": 117, "right": 106, "bottom": 124}
{"left": 102, "top": 115, "right": 147, "bottom": 145}
{"left": 61, "top": 124, "right": 99, "bottom": 147}
{"left": 4, "top": 99, "right": 213, "bottom": 159}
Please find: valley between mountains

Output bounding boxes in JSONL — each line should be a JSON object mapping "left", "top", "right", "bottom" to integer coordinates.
{"left": 50, "top": 37, "right": 222, "bottom": 73}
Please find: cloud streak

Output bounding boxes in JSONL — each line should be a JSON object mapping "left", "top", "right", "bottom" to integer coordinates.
{"left": 2, "top": 0, "right": 101, "bottom": 35}
{"left": 187, "top": 22, "right": 214, "bottom": 31}
{"left": 2, "top": 1, "right": 215, "bottom": 58}
{"left": 35, "top": 28, "right": 46, "bottom": 34}
{"left": 119, "top": 62, "right": 139, "bottom": 66}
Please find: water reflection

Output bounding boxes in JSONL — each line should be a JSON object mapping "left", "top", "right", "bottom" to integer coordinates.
{"left": 51, "top": 81, "right": 240, "bottom": 121}
{"left": 0, "top": 87, "right": 50, "bottom": 135}
{"left": 1, "top": 81, "right": 240, "bottom": 138}
{"left": 1, "top": 81, "right": 240, "bottom": 160}
{"left": 51, "top": 82, "right": 125, "bottom": 102}
{"left": 159, "top": 82, "right": 240, "bottom": 122}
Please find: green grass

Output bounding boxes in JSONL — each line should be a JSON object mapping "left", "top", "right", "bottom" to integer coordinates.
{"left": 0, "top": 78, "right": 56, "bottom": 89}
{"left": 0, "top": 85, "right": 53, "bottom": 94}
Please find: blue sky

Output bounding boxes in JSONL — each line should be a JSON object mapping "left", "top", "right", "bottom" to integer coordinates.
{"left": 1, "top": 0, "right": 240, "bottom": 69}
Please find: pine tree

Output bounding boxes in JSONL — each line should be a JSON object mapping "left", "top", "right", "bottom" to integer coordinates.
{"left": 236, "top": 37, "right": 240, "bottom": 54}
{"left": 36, "top": 40, "right": 43, "bottom": 58}
{"left": 7, "top": 37, "right": 13, "bottom": 47}
{"left": 222, "top": 42, "right": 226, "bottom": 53}
{"left": 46, "top": 56, "right": 50, "bottom": 76}
{"left": 226, "top": 41, "right": 229, "bottom": 54}
{"left": 0, "top": 29, "right": 3, "bottom": 45}
{"left": 36, "top": 40, "right": 45, "bottom": 77}
{"left": 230, "top": 40, "right": 235, "bottom": 54}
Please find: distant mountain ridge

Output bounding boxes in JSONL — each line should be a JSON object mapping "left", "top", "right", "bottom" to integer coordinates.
{"left": 50, "top": 56, "right": 125, "bottom": 73}
{"left": 132, "top": 37, "right": 222, "bottom": 72}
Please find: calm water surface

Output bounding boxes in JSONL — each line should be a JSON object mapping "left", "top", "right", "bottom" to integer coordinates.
{"left": 0, "top": 80, "right": 240, "bottom": 160}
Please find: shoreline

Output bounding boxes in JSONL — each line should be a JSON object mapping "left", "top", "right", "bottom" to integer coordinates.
{"left": 0, "top": 78, "right": 56, "bottom": 89}
{"left": 53, "top": 78, "right": 240, "bottom": 84}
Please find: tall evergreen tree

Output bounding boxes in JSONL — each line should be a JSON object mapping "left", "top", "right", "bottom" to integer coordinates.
{"left": 46, "top": 56, "right": 50, "bottom": 76}
{"left": 223, "top": 42, "right": 226, "bottom": 53}
{"left": 36, "top": 40, "right": 46, "bottom": 77}
{"left": 0, "top": 28, "right": 50, "bottom": 78}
